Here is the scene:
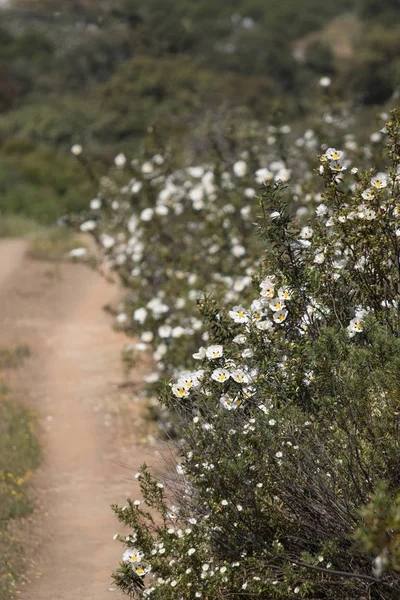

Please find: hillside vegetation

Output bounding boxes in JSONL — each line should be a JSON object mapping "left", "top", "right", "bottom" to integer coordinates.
{"left": 1, "top": 0, "right": 400, "bottom": 224}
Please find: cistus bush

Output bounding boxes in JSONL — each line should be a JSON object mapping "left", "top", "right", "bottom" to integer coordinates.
{"left": 70, "top": 105, "right": 387, "bottom": 406}
{"left": 100, "top": 109, "right": 400, "bottom": 599}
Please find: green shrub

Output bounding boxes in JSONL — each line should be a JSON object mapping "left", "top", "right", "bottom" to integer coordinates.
{"left": 0, "top": 382, "right": 40, "bottom": 600}
{"left": 104, "top": 110, "right": 400, "bottom": 598}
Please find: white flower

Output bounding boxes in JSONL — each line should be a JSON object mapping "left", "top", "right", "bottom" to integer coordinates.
{"left": 231, "top": 369, "right": 249, "bottom": 384}
{"left": 319, "top": 76, "right": 331, "bottom": 87}
{"left": 122, "top": 549, "right": 143, "bottom": 564}
{"left": 158, "top": 325, "right": 172, "bottom": 338}
{"left": 141, "top": 331, "right": 153, "bottom": 343}
{"left": 329, "top": 160, "right": 347, "bottom": 172}
{"left": 300, "top": 226, "right": 313, "bottom": 239}
{"left": 140, "top": 208, "right": 154, "bottom": 221}
{"left": 211, "top": 368, "right": 230, "bottom": 383}
{"left": 179, "top": 373, "right": 197, "bottom": 390}
{"left": 270, "top": 211, "right": 281, "bottom": 220}
{"left": 90, "top": 198, "right": 101, "bottom": 210}
{"left": 233, "top": 334, "right": 247, "bottom": 344}
{"left": 256, "top": 319, "right": 273, "bottom": 331}
{"left": 170, "top": 326, "right": 184, "bottom": 339}
{"left": 189, "top": 186, "right": 204, "bottom": 203}
{"left": 362, "top": 188, "right": 375, "bottom": 200}
{"left": 193, "top": 346, "right": 206, "bottom": 360}
{"left": 371, "top": 173, "right": 387, "bottom": 189}
{"left": 131, "top": 181, "right": 143, "bottom": 194}
{"left": 244, "top": 187, "right": 256, "bottom": 198}
{"left": 71, "top": 144, "right": 82, "bottom": 156}
{"left": 273, "top": 309, "right": 288, "bottom": 324}
{"left": 114, "top": 153, "right": 126, "bottom": 168}
{"left": 304, "top": 371, "right": 314, "bottom": 385}
{"left": 220, "top": 394, "right": 242, "bottom": 410}
{"left": 269, "top": 298, "right": 285, "bottom": 312}
{"left": 370, "top": 132, "right": 382, "bottom": 143}
{"left": 229, "top": 306, "right": 249, "bottom": 323}
{"left": 347, "top": 317, "right": 363, "bottom": 337}
{"left": 99, "top": 234, "right": 115, "bottom": 249}
{"left": 172, "top": 382, "right": 189, "bottom": 398}
{"left": 255, "top": 168, "right": 273, "bottom": 184}
{"left": 187, "top": 166, "right": 204, "bottom": 178}
{"left": 259, "top": 278, "right": 275, "bottom": 298}
{"left": 133, "top": 307, "right": 147, "bottom": 324}
{"left": 325, "top": 148, "right": 343, "bottom": 160}
{"left": 232, "top": 244, "right": 246, "bottom": 258}
{"left": 205, "top": 345, "right": 223, "bottom": 359}
{"left": 233, "top": 160, "right": 247, "bottom": 177}
{"left": 155, "top": 205, "right": 169, "bottom": 216}
{"left": 69, "top": 247, "right": 87, "bottom": 258}
{"left": 141, "top": 161, "right": 154, "bottom": 174}
{"left": 278, "top": 287, "right": 292, "bottom": 300}
{"left": 242, "top": 348, "right": 254, "bottom": 358}
{"left": 80, "top": 220, "right": 96, "bottom": 232}
{"left": 188, "top": 548, "right": 196, "bottom": 556}
{"left": 314, "top": 252, "right": 325, "bottom": 264}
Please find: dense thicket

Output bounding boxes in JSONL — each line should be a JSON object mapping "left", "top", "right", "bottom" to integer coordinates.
{"left": 1, "top": 0, "right": 400, "bottom": 223}
{"left": 74, "top": 102, "right": 400, "bottom": 598}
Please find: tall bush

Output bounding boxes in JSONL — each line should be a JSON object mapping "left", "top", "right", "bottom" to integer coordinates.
{"left": 105, "top": 111, "right": 400, "bottom": 598}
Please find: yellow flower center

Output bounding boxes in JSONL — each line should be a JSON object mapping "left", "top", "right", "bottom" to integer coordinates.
{"left": 219, "top": 374, "right": 225, "bottom": 381}
{"left": 279, "top": 315, "right": 285, "bottom": 321}
{"left": 238, "top": 311, "right": 244, "bottom": 318}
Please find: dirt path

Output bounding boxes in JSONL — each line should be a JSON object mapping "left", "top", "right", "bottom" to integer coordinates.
{"left": 0, "top": 240, "right": 153, "bottom": 599}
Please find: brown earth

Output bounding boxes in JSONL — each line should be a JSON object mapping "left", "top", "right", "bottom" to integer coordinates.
{"left": 0, "top": 239, "right": 156, "bottom": 599}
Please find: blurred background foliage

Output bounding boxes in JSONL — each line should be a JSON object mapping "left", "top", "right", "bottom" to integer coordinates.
{"left": 0, "top": 0, "right": 399, "bottom": 224}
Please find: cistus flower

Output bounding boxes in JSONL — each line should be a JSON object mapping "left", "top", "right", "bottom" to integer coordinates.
{"left": 371, "top": 173, "right": 387, "bottom": 189}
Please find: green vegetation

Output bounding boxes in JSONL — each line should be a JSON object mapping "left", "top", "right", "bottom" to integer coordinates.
{"left": 28, "top": 226, "right": 87, "bottom": 261}
{"left": 1, "top": 0, "right": 400, "bottom": 225}
{"left": 0, "top": 379, "right": 40, "bottom": 600}
{"left": 81, "top": 104, "right": 400, "bottom": 596}
{"left": 0, "top": 345, "right": 31, "bottom": 368}
{"left": 0, "top": 214, "right": 40, "bottom": 238}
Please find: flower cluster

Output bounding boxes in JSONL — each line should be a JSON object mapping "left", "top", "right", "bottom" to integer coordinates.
{"left": 70, "top": 110, "right": 389, "bottom": 403}
{"left": 71, "top": 108, "right": 400, "bottom": 599}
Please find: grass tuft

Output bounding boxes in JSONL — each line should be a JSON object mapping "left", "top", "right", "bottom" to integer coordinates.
{"left": 0, "top": 366, "right": 40, "bottom": 599}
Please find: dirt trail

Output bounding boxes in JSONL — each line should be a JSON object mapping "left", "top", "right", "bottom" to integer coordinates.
{"left": 0, "top": 240, "right": 153, "bottom": 599}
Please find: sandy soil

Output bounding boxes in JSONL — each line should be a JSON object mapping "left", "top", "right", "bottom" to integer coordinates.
{"left": 0, "top": 240, "right": 154, "bottom": 599}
